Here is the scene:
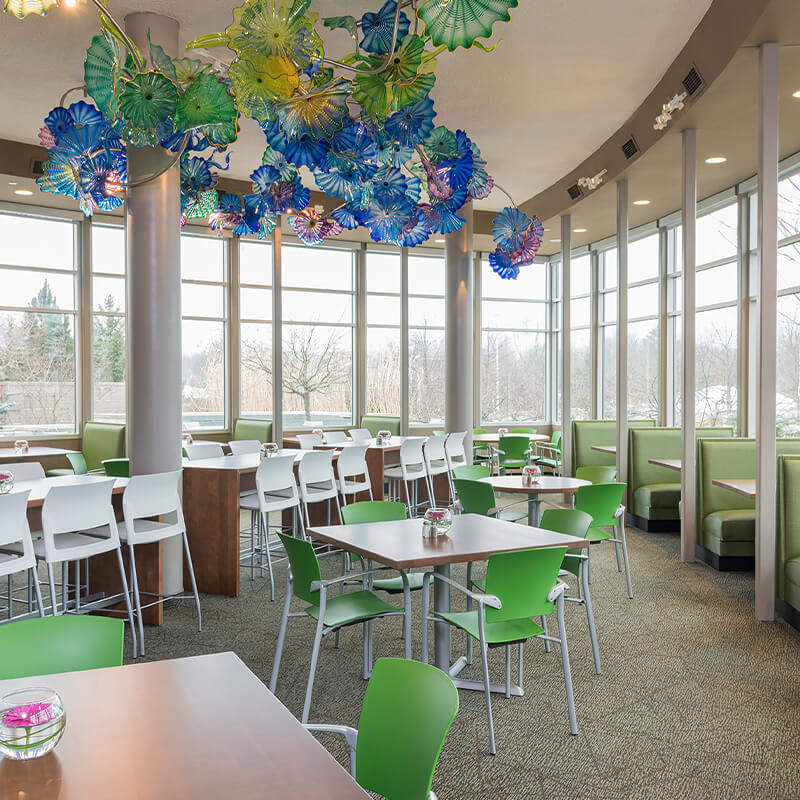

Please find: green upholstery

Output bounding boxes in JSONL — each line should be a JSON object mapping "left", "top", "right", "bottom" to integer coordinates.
{"left": 0, "top": 616, "right": 123, "bottom": 680}
{"left": 571, "top": 419, "right": 655, "bottom": 474}
{"left": 233, "top": 418, "right": 273, "bottom": 443}
{"left": 102, "top": 458, "right": 130, "bottom": 477}
{"left": 453, "top": 478, "right": 526, "bottom": 523}
{"left": 67, "top": 452, "right": 89, "bottom": 475}
{"left": 778, "top": 457, "right": 800, "bottom": 613}
{"left": 361, "top": 415, "right": 401, "bottom": 437}
{"left": 452, "top": 464, "right": 491, "bottom": 480}
{"left": 628, "top": 426, "right": 733, "bottom": 522}
{"left": 47, "top": 421, "right": 126, "bottom": 477}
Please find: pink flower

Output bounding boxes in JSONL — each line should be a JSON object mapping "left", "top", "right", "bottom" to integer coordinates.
{"left": 38, "top": 127, "right": 56, "bottom": 148}
{"left": 426, "top": 510, "right": 446, "bottom": 523}
{"left": 2, "top": 702, "right": 54, "bottom": 728}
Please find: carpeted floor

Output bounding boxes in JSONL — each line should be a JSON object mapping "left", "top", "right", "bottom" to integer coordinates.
{"left": 130, "top": 500, "right": 800, "bottom": 800}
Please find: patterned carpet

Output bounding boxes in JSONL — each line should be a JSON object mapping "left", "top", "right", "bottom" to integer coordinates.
{"left": 130, "top": 501, "right": 800, "bottom": 800}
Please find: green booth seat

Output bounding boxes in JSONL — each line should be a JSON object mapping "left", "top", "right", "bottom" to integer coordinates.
{"left": 360, "top": 414, "right": 401, "bottom": 437}
{"left": 571, "top": 419, "right": 655, "bottom": 475}
{"left": 233, "top": 417, "right": 273, "bottom": 443}
{"left": 777, "top": 456, "right": 800, "bottom": 630}
{"left": 47, "top": 421, "right": 125, "bottom": 478}
{"left": 628, "top": 426, "right": 734, "bottom": 532}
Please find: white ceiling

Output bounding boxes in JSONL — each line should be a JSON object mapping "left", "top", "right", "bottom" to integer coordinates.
{"left": 0, "top": 0, "right": 713, "bottom": 211}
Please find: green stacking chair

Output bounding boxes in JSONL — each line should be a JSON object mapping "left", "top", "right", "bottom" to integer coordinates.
{"left": 270, "top": 533, "right": 409, "bottom": 723}
{"left": 534, "top": 431, "right": 562, "bottom": 475}
{"left": 306, "top": 658, "right": 458, "bottom": 800}
{"left": 102, "top": 458, "right": 130, "bottom": 477}
{"left": 452, "top": 464, "right": 491, "bottom": 480}
{"left": 0, "top": 616, "right": 123, "bottom": 680}
{"left": 576, "top": 465, "right": 617, "bottom": 484}
{"left": 575, "top": 482, "right": 633, "bottom": 599}
{"left": 452, "top": 478, "right": 526, "bottom": 523}
{"left": 497, "top": 435, "right": 530, "bottom": 473}
{"left": 472, "top": 427, "right": 491, "bottom": 466}
{"left": 422, "top": 545, "right": 577, "bottom": 753}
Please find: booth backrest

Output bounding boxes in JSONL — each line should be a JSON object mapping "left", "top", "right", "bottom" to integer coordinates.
{"left": 777, "top": 456, "right": 800, "bottom": 600}
{"left": 233, "top": 418, "right": 273, "bottom": 443}
{"left": 82, "top": 422, "right": 125, "bottom": 473}
{"left": 571, "top": 419, "right": 656, "bottom": 474}
{"left": 361, "top": 415, "right": 401, "bottom": 437}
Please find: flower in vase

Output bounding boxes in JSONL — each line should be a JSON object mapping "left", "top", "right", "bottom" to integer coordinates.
{"left": 2, "top": 702, "right": 54, "bottom": 728}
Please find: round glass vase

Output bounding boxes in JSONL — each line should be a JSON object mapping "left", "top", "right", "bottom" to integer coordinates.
{"left": 376, "top": 430, "right": 392, "bottom": 444}
{"left": 0, "top": 688, "right": 66, "bottom": 760}
{"left": 260, "top": 442, "right": 279, "bottom": 459}
{"left": 13, "top": 440, "right": 29, "bottom": 455}
{"left": 0, "top": 471, "right": 14, "bottom": 494}
{"left": 522, "top": 465, "right": 542, "bottom": 486}
{"left": 423, "top": 507, "right": 452, "bottom": 537}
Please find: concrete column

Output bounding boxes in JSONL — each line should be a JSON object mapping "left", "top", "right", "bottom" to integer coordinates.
{"left": 560, "top": 216, "right": 572, "bottom": 475}
{"left": 271, "top": 221, "right": 283, "bottom": 444}
{"left": 125, "top": 12, "right": 182, "bottom": 592}
{"left": 400, "top": 247, "right": 409, "bottom": 435}
{"left": 616, "top": 181, "right": 628, "bottom": 487}
{"left": 755, "top": 42, "right": 779, "bottom": 621}
{"left": 355, "top": 243, "right": 367, "bottom": 427}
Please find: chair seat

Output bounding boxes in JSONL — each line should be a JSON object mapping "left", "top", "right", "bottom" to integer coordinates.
{"left": 433, "top": 609, "right": 545, "bottom": 646}
{"left": 786, "top": 557, "right": 800, "bottom": 588}
{"left": 46, "top": 468, "right": 73, "bottom": 477}
{"left": 384, "top": 466, "right": 425, "bottom": 480}
{"left": 635, "top": 483, "right": 681, "bottom": 510}
{"left": 342, "top": 479, "right": 370, "bottom": 493}
{"left": 703, "top": 509, "right": 755, "bottom": 542}
{"left": 497, "top": 510, "right": 527, "bottom": 523}
{"left": 304, "top": 590, "right": 400, "bottom": 628}
{"left": 240, "top": 491, "right": 297, "bottom": 512}
{"left": 586, "top": 525, "right": 614, "bottom": 543}
{"left": 499, "top": 459, "right": 526, "bottom": 469}
{"left": 373, "top": 572, "right": 425, "bottom": 594}
{"left": 534, "top": 457, "right": 561, "bottom": 469}
{"left": 6, "top": 531, "right": 116, "bottom": 560}
{"left": 118, "top": 519, "right": 182, "bottom": 545}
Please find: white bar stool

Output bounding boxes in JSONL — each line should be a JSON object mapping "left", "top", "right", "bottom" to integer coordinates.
{"left": 297, "top": 433, "right": 323, "bottom": 449}
{"left": 445, "top": 432, "right": 468, "bottom": 498}
{"left": 384, "top": 438, "right": 431, "bottom": 516}
{"left": 0, "top": 490, "right": 44, "bottom": 620}
{"left": 325, "top": 431, "right": 349, "bottom": 444}
{"left": 228, "top": 439, "right": 261, "bottom": 455}
{"left": 185, "top": 443, "right": 224, "bottom": 460}
{"left": 336, "top": 444, "right": 373, "bottom": 504}
{"left": 423, "top": 435, "right": 452, "bottom": 507}
{"left": 348, "top": 428, "right": 371, "bottom": 442}
{"left": 298, "top": 450, "right": 342, "bottom": 528}
{"left": 1, "top": 462, "right": 46, "bottom": 482}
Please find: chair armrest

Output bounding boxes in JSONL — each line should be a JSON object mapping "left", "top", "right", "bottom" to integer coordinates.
{"left": 422, "top": 571, "right": 502, "bottom": 608}
{"left": 311, "top": 567, "right": 406, "bottom": 592}
{"left": 547, "top": 579, "right": 568, "bottom": 603}
{"left": 304, "top": 725, "right": 358, "bottom": 776}
{"left": 614, "top": 504, "right": 625, "bottom": 519}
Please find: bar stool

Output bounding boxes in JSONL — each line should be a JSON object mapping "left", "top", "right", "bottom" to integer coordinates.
{"left": 325, "top": 431, "right": 349, "bottom": 444}
{"left": 185, "top": 443, "right": 224, "bottom": 460}
{"left": 118, "top": 471, "right": 202, "bottom": 656}
{"left": 384, "top": 438, "right": 431, "bottom": 517}
{"left": 348, "top": 428, "right": 372, "bottom": 442}
{"left": 239, "top": 454, "right": 305, "bottom": 599}
{"left": 336, "top": 444, "right": 373, "bottom": 504}
{"left": 228, "top": 439, "right": 261, "bottom": 455}
{"left": 0, "top": 490, "right": 44, "bottom": 620}
{"left": 297, "top": 433, "right": 323, "bottom": 449}
{"left": 423, "top": 435, "right": 451, "bottom": 507}
{"left": 298, "top": 450, "right": 343, "bottom": 528}
{"left": 1, "top": 462, "right": 46, "bottom": 482}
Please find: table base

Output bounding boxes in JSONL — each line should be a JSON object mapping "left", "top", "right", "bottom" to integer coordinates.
{"left": 453, "top": 677, "right": 524, "bottom": 696}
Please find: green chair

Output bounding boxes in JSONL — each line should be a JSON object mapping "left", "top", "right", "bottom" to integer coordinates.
{"left": 47, "top": 421, "right": 125, "bottom": 477}
{"left": 270, "top": 533, "right": 409, "bottom": 723}
{"left": 511, "top": 428, "right": 536, "bottom": 434}
{"left": 575, "top": 466, "right": 617, "bottom": 484}
{"left": 102, "top": 458, "right": 130, "bottom": 477}
{"left": 233, "top": 417, "right": 273, "bottom": 443}
{"left": 422, "top": 545, "right": 576, "bottom": 753}
{"left": 534, "top": 431, "right": 562, "bottom": 475}
{"left": 432, "top": 429, "right": 446, "bottom": 436}
{"left": 452, "top": 464, "right": 491, "bottom": 480}
{"left": 575, "top": 482, "right": 632, "bottom": 599}
{"left": 452, "top": 478, "right": 526, "bottom": 523}
{"left": 66, "top": 452, "right": 89, "bottom": 475}
{"left": 497, "top": 435, "right": 529, "bottom": 473}
{"left": 306, "top": 658, "right": 458, "bottom": 800}
{"left": 472, "top": 427, "right": 491, "bottom": 466}
{"left": 0, "top": 616, "right": 123, "bottom": 680}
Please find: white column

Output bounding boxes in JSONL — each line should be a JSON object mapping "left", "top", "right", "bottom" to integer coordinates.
{"left": 560, "top": 215, "right": 571, "bottom": 475}
{"left": 400, "top": 247, "right": 409, "bottom": 435}
{"left": 271, "top": 221, "right": 283, "bottom": 444}
{"left": 681, "top": 129, "right": 697, "bottom": 564}
{"left": 355, "top": 243, "right": 367, "bottom": 428}
{"left": 616, "top": 181, "right": 628, "bottom": 486}
{"left": 755, "top": 42, "right": 779, "bottom": 621}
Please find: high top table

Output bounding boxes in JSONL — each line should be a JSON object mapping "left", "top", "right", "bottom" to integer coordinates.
{"left": 0, "top": 653, "right": 368, "bottom": 800}
{"left": 0, "top": 446, "right": 77, "bottom": 461}
{"left": 308, "top": 514, "right": 587, "bottom": 695}
{"left": 479, "top": 475, "right": 590, "bottom": 526}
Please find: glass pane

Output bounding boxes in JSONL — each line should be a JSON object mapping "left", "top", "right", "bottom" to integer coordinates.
{"left": 778, "top": 173, "right": 800, "bottom": 239}
{"left": 602, "top": 248, "right": 617, "bottom": 289}
{"left": 367, "top": 327, "right": 401, "bottom": 415}
{"left": 0, "top": 270, "right": 75, "bottom": 311}
{"left": 92, "top": 225, "right": 125, "bottom": 275}
{"left": 367, "top": 251, "right": 401, "bottom": 294}
{"left": 283, "top": 290, "right": 352, "bottom": 324}
{"left": 367, "top": 294, "right": 401, "bottom": 325}
{"left": 0, "top": 214, "right": 74, "bottom": 270}
{"left": 240, "top": 322, "right": 273, "bottom": 418}
{"left": 240, "top": 287, "right": 272, "bottom": 321}
{"left": 669, "top": 276, "right": 682, "bottom": 313}
{"left": 409, "top": 328, "right": 445, "bottom": 425}
{"left": 408, "top": 254, "right": 444, "bottom": 295}
{"left": 697, "top": 262, "right": 737, "bottom": 308}
{"left": 282, "top": 324, "right": 353, "bottom": 428}
{"left": 92, "top": 314, "right": 125, "bottom": 424}
{"left": 600, "top": 326, "right": 616, "bottom": 419}
{"left": 182, "top": 319, "right": 226, "bottom": 430}
{"left": 674, "top": 226, "right": 683, "bottom": 273}
{"left": 409, "top": 297, "right": 445, "bottom": 328}
{"left": 571, "top": 297, "right": 590, "bottom": 328}
{"left": 181, "top": 235, "right": 225, "bottom": 282}
{"left": 672, "top": 316, "right": 682, "bottom": 426}
{"left": 239, "top": 240, "right": 272, "bottom": 286}
{"left": 602, "top": 291, "right": 617, "bottom": 324}
{"left": 628, "top": 233, "right": 659, "bottom": 283}
{"left": 182, "top": 283, "right": 225, "bottom": 318}
{"left": 777, "top": 293, "right": 800, "bottom": 435}
{"left": 569, "top": 255, "right": 591, "bottom": 297}
{"left": 482, "top": 300, "right": 547, "bottom": 330}
{"left": 778, "top": 243, "right": 800, "bottom": 292}
{"left": 482, "top": 261, "right": 547, "bottom": 299}
{"left": 696, "top": 306, "right": 737, "bottom": 427}
{"left": 628, "top": 283, "right": 659, "bottom": 320}
{"left": 93, "top": 276, "right": 125, "bottom": 313}
{"left": 696, "top": 204, "right": 737, "bottom": 265}
{"left": 0, "top": 309, "right": 76, "bottom": 435}
{"left": 628, "top": 319, "right": 658, "bottom": 419}
{"left": 283, "top": 245, "right": 353, "bottom": 290}
{"left": 481, "top": 331, "right": 546, "bottom": 423}
{"left": 571, "top": 328, "right": 591, "bottom": 420}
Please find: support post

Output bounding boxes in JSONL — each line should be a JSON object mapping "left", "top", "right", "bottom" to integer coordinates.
{"left": 560, "top": 216, "right": 572, "bottom": 475}
{"left": 400, "top": 247, "right": 409, "bottom": 435}
{"left": 355, "top": 243, "right": 367, "bottom": 427}
{"left": 271, "top": 220, "right": 283, "bottom": 444}
{"left": 616, "top": 181, "right": 628, "bottom": 487}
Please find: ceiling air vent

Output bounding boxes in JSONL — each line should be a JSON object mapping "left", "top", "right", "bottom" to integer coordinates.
{"left": 621, "top": 137, "right": 639, "bottom": 160}
{"left": 567, "top": 183, "right": 582, "bottom": 201}
{"left": 682, "top": 66, "right": 703, "bottom": 96}
{"left": 31, "top": 160, "right": 45, "bottom": 177}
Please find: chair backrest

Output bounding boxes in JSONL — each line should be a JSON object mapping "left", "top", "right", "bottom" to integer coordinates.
{"left": 228, "top": 439, "right": 261, "bottom": 455}
{"left": 552, "top": 431, "right": 563, "bottom": 448}
{"left": 277, "top": 532, "right": 322, "bottom": 605}
{"left": 0, "top": 490, "right": 35, "bottom": 578}
{"left": 67, "top": 452, "right": 89, "bottom": 475}
{"left": 82, "top": 421, "right": 125, "bottom": 472}
{"left": 424, "top": 435, "right": 447, "bottom": 465}
{"left": 571, "top": 419, "right": 655, "bottom": 474}
{"left": 575, "top": 466, "right": 617, "bottom": 484}
{"left": 452, "top": 464, "right": 490, "bottom": 480}
{"left": 0, "top": 616, "right": 124, "bottom": 680}
{"left": 325, "top": 431, "right": 349, "bottom": 444}
{"left": 297, "top": 433, "right": 322, "bottom": 449}
{"left": 185, "top": 443, "right": 224, "bottom": 460}
{"left": 472, "top": 428, "right": 487, "bottom": 435}
{"left": 355, "top": 658, "right": 458, "bottom": 800}
{"left": 298, "top": 449, "right": 335, "bottom": 486}
{"left": 498, "top": 435, "right": 529, "bottom": 461}
{"left": 0, "top": 461, "right": 45, "bottom": 482}
{"left": 539, "top": 508, "right": 593, "bottom": 538}
{"left": 233, "top": 417, "right": 273, "bottom": 443}
{"left": 348, "top": 428, "right": 372, "bottom": 442}
{"left": 102, "top": 458, "right": 130, "bottom": 477}
{"left": 399, "top": 437, "right": 425, "bottom": 469}
{"left": 484, "top": 546, "right": 568, "bottom": 622}
{"left": 444, "top": 431, "right": 467, "bottom": 464}
{"left": 255, "top": 453, "right": 298, "bottom": 496}
{"left": 341, "top": 500, "right": 407, "bottom": 525}
{"left": 122, "top": 471, "right": 185, "bottom": 538}
{"left": 575, "top": 482, "right": 626, "bottom": 529}
{"left": 361, "top": 414, "right": 400, "bottom": 437}
{"left": 778, "top": 455, "right": 800, "bottom": 601}
{"left": 336, "top": 444, "right": 370, "bottom": 477}
{"left": 452, "top": 478, "right": 495, "bottom": 516}
{"left": 41, "top": 478, "right": 117, "bottom": 537}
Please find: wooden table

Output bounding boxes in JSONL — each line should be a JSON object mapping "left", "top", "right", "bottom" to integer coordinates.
{"left": 591, "top": 445, "right": 617, "bottom": 455}
{"left": 472, "top": 433, "right": 549, "bottom": 445}
{"left": 480, "top": 476, "right": 590, "bottom": 526}
{"left": 308, "top": 514, "right": 587, "bottom": 695}
{"left": 0, "top": 652, "right": 368, "bottom": 800}
{"left": 712, "top": 478, "right": 756, "bottom": 499}
{"left": 647, "top": 458, "right": 682, "bottom": 472}
{"left": 0, "top": 446, "right": 77, "bottom": 461}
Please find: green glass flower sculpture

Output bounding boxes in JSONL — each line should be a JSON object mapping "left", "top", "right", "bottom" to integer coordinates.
{"left": 84, "top": 32, "right": 124, "bottom": 122}
{"left": 275, "top": 77, "right": 351, "bottom": 140}
{"left": 417, "top": 0, "right": 518, "bottom": 51}
{"left": 175, "top": 72, "right": 239, "bottom": 147}
{"left": 3, "top": 0, "right": 58, "bottom": 19}
{"left": 119, "top": 71, "right": 179, "bottom": 131}
{"left": 229, "top": 50, "right": 299, "bottom": 121}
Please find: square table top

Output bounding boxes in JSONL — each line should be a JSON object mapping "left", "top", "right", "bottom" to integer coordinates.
{"left": 182, "top": 449, "right": 312, "bottom": 473}
{"left": 647, "top": 458, "right": 682, "bottom": 472}
{"left": 0, "top": 446, "right": 77, "bottom": 459}
{"left": 308, "top": 513, "right": 587, "bottom": 570}
{"left": 9, "top": 474, "right": 129, "bottom": 508}
{"left": 0, "top": 653, "right": 368, "bottom": 800}
{"left": 283, "top": 436, "right": 410, "bottom": 452}
{"left": 711, "top": 478, "right": 756, "bottom": 499}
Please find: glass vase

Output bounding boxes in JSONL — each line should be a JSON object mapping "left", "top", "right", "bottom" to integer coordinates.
{"left": 0, "top": 471, "right": 14, "bottom": 494}
{"left": 0, "top": 688, "right": 66, "bottom": 760}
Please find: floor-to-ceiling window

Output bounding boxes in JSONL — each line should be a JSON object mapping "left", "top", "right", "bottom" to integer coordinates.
{"left": 0, "top": 210, "right": 78, "bottom": 436}
{"left": 480, "top": 258, "right": 548, "bottom": 423}
{"left": 569, "top": 254, "right": 592, "bottom": 420}
{"left": 666, "top": 225, "right": 682, "bottom": 425}
{"left": 598, "top": 247, "right": 617, "bottom": 419}
{"left": 550, "top": 259, "right": 562, "bottom": 424}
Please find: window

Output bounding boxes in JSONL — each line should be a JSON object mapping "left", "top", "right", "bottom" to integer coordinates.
{"left": 598, "top": 247, "right": 617, "bottom": 418}
{"left": 666, "top": 226, "right": 681, "bottom": 425}
{"left": 480, "top": 260, "right": 547, "bottom": 423}
{"left": 282, "top": 243, "right": 354, "bottom": 429}
{"left": 366, "top": 249, "right": 401, "bottom": 416}
{"left": 569, "top": 254, "right": 592, "bottom": 420}
{"left": 0, "top": 211, "right": 78, "bottom": 437}
{"left": 181, "top": 233, "right": 227, "bottom": 431}
{"left": 239, "top": 239, "right": 273, "bottom": 422}
{"left": 408, "top": 252, "right": 445, "bottom": 426}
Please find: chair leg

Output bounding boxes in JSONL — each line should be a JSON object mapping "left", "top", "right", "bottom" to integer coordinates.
{"left": 261, "top": 512, "right": 274, "bottom": 602}
{"left": 581, "top": 560, "right": 601, "bottom": 674}
{"left": 334, "top": 493, "right": 343, "bottom": 525}
{"left": 505, "top": 645, "right": 511, "bottom": 699}
{"left": 477, "top": 612, "right": 496, "bottom": 755}
{"left": 555, "top": 594, "right": 578, "bottom": 735}
{"left": 46, "top": 563, "right": 58, "bottom": 615}
{"left": 517, "top": 643, "right": 524, "bottom": 691}
{"left": 270, "top": 581, "right": 292, "bottom": 693}
{"left": 250, "top": 511, "right": 256, "bottom": 581}
{"left": 618, "top": 520, "right": 633, "bottom": 599}
{"left": 61, "top": 562, "right": 68, "bottom": 612}
{"left": 182, "top": 533, "right": 203, "bottom": 633}
{"left": 586, "top": 546, "right": 592, "bottom": 584}
{"left": 128, "top": 544, "right": 146, "bottom": 657}
{"left": 540, "top": 615, "right": 551, "bottom": 652}
{"left": 30, "top": 568, "right": 44, "bottom": 617}
{"left": 302, "top": 612, "right": 326, "bottom": 724}
{"left": 115, "top": 547, "right": 138, "bottom": 660}
{"left": 7, "top": 575, "right": 12, "bottom": 620}
{"left": 613, "top": 538, "right": 622, "bottom": 572}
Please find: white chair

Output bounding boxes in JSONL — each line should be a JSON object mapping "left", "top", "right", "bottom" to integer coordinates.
{"left": 228, "top": 439, "right": 261, "bottom": 455}
{"left": 0, "top": 490, "right": 44, "bottom": 620}
{"left": 325, "top": 431, "right": 349, "bottom": 444}
{"left": 423, "top": 435, "right": 452, "bottom": 507}
{"left": 297, "top": 433, "right": 323, "bottom": 449}
{"left": 240, "top": 454, "right": 304, "bottom": 599}
{"left": 384, "top": 438, "right": 431, "bottom": 517}
{"left": 185, "top": 443, "right": 224, "bottom": 460}
{"left": 298, "top": 450, "right": 342, "bottom": 528}
{"left": 335, "top": 444, "right": 373, "bottom": 504}
{"left": 0, "top": 462, "right": 46, "bottom": 483}
{"left": 118, "top": 471, "right": 201, "bottom": 656}
{"left": 445, "top": 432, "right": 468, "bottom": 498}
{"left": 348, "top": 428, "right": 372, "bottom": 442}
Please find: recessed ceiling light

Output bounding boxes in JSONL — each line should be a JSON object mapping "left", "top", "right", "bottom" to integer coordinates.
{"left": 633, "top": 199, "right": 651, "bottom": 206}
{"left": 550, "top": 238, "right": 561, "bottom": 243}
{"left": 793, "top": 90, "right": 800, "bottom": 99}
{"left": 573, "top": 228, "right": 587, "bottom": 233}
{"left": 434, "top": 238, "right": 445, "bottom": 243}
{"left": 8, "top": 181, "right": 18, "bottom": 186}
{"left": 705, "top": 156, "right": 727, "bottom": 164}
{"left": 14, "top": 189, "right": 33, "bottom": 196}
{"left": 543, "top": 228, "right": 550, "bottom": 232}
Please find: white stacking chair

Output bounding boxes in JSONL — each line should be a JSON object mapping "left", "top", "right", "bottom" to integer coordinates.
{"left": 348, "top": 428, "right": 372, "bottom": 442}
{"left": 228, "top": 439, "right": 261, "bottom": 455}
{"left": 298, "top": 450, "right": 342, "bottom": 528}
{"left": 423, "top": 435, "right": 452, "bottom": 507}
{"left": 325, "top": 431, "right": 349, "bottom": 444}
{"left": 445, "top": 432, "right": 468, "bottom": 499}
{"left": 0, "top": 462, "right": 46, "bottom": 483}
{"left": 239, "top": 454, "right": 304, "bottom": 600}
{"left": 118, "top": 471, "right": 201, "bottom": 656}
{"left": 336, "top": 444, "right": 373, "bottom": 504}
{"left": 384, "top": 438, "right": 431, "bottom": 517}
{"left": 185, "top": 443, "right": 224, "bottom": 460}
{"left": 0, "top": 490, "right": 44, "bottom": 620}
{"left": 297, "top": 433, "right": 323, "bottom": 449}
